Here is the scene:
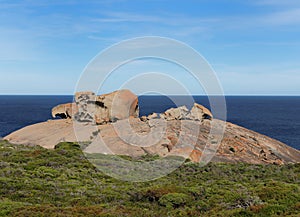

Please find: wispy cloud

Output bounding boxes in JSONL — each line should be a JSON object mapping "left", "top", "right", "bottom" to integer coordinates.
{"left": 1, "top": 0, "right": 300, "bottom": 94}
{"left": 85, "top": 11, "right": 220, "bottom": 42}
{"left": 254, "top": 0, "right": 300, "bottom": 6}
{"left": 261, "top": 8, "right": 300, "bottom": 25}
{"left": 91, "top": 13, "right": 162, "bottom": 23}
{"left": 0, "top": 28, "right": 38, "bottom": 61}
{"left": 89, "top": 8, "right": 300, "bottom": 39}
{"left": 215, "top": 62, "right": 300, "bottom": 95}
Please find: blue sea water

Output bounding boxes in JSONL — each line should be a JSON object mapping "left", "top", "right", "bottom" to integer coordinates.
{"left": 0, "top": 95, "right": 299, "bottom": 150}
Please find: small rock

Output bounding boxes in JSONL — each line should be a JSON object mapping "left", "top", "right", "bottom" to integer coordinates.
{"left": 189, "top": 103, "right": 213, "bottom": 121}
{"left": 140, "top": 116, "right": 147, "bottom": 122}
{"left": 147, "top": 113, "right": 158, "bottom": 120}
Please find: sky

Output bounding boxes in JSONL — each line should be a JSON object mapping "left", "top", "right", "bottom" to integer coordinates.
{"left": 0, "top": 0, "right": 300, "bottom": 95}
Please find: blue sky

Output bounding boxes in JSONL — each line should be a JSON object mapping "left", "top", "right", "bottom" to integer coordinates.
{"left": 0, "top": 0, "right": 300, "bottom": 95}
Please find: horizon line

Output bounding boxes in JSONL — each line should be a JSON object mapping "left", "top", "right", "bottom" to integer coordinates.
{"left": 0, "top": 94, "right": 300, "bottom": 97}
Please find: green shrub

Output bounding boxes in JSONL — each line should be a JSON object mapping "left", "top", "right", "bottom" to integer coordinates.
{"left": 258, "top": 204, "right": 287, "bottom": 216}
{"left": 0, "top": 140, "right": 300, "bottom": 216}
{"left": 0, "top": 199, "right": 25, "bottom": 216}
{"left": 158, "top": 193, "right": 190, "bottom": 208}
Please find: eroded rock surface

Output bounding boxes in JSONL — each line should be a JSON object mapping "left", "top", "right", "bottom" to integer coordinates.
{"left": 52, "top": 103, "right": 78, "bottom": 119}
{"left": 162, "top": 106, "right": 190, "bottom": 121}
{"left": 52, "top": 89, "right": 139, "bottom": 125}
{"left": 142, "top": 103, "right": 213, "bottom": 122}
{"left": 4, "top": 119, "right": 300, "bottom": 165}
{"left": 190, "top": 103, "right": 213, "bottom": 120}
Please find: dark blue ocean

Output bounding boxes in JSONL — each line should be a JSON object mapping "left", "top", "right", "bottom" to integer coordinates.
{"left": 0, "top": 96, "right": 299, "bottom": 150}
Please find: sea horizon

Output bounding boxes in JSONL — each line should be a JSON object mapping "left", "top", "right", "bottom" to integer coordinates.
{"left": 1, "top": 93, "right": 300, "bottom": 96}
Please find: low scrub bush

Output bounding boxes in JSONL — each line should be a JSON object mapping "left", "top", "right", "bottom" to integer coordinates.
{"left": 0, "top": 140, "right": 299, "bottom": 216}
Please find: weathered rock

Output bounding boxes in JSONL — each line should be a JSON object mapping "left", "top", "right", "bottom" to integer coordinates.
{"left": 161, "top": 104, "right": 212, "bottom": 121}
{"left": 140, "top": 116, "right": 147, "bottom": 122}
{"left": 74, "top": 91, "right": 96, "bottom": 123}
{"left": 147, "top": 113, "right": 158, "bottom": 120}
{"left": 163, "top": 106, "right": 190, "bottom": 121}
{"left": 52, "top": 89, "right": 139, "bottom": 125}
{"left": 5, "top": 118, "right": 300, "bottom": 165}
{"left": 94, "top": 89, "right": 139, "bottom": 124}
{"left": 52, "top": 103, "right": 78, "bottom": 119}
{"left": 189, "top": 103, "right": 213, "bottom": 120}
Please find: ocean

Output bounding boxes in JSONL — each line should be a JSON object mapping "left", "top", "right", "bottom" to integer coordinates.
{"left": 0, "top": 95, "right": 299, "bottom": 150}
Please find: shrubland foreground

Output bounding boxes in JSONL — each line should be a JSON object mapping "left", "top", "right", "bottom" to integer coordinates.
{"left": 0, "top": 140, "right": 299, "bottom": 217}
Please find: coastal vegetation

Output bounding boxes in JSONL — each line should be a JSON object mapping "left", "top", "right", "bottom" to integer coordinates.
{"left": 0, "top": 140, "right": 299, "bottom": 216}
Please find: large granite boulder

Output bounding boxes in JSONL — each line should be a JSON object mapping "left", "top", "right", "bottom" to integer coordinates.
{"left": 52, "top": 89, "right": 139, "bottom": 125}
{"left": 95, "top": 89, "right": 139, "bottom": 123}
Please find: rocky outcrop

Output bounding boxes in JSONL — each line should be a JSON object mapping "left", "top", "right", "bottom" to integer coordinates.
{"left": 4, "top": 91, "right": 300, "bottom": 165}
{"left": 51, "top": 89, "right": 139, "bottom": 125}
{"left": 143, "top": 103, "right": 213, "bottom": 122}
{"left": 4, "top": 118, "right": 300, "bottom": 164}
{"left": 52, "top": 103, "right": 78, "bottom": 119}
{"left": 52, "top": 93, "right": 210, "bottom": 125}
{"left": 93, "top": 89, "right": 139, "bottom": 124}
{"left": 162, "top": 106, "right": 190, "bottom": 121}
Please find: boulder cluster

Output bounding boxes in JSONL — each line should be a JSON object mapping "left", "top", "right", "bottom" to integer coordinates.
{"left": 52, "top": 90, "right": 212, "bottom": 125}
{"left": 140, "top": 104, "right": 213, "bottom": 122}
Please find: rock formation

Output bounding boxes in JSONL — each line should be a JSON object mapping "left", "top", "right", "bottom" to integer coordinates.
{"left": 52, "top": 89, "right": 139, "bottom": 125}
{"left": 4, "top": 90, "right": 300, "bottom": 165}
{"left": 190, "top": 103, "right": 213, "bottom": 120}
{"left": 162, "top": 106, "right": 190, "bottom": 121}
{"left": 52, "top": 103, "right": 78, "bottom": 119}
{"left": 158, "top": 103, "right": 213, "bottom": 121}
{"left": 4, "top": 117, "right": 300, "bottom": 165}
{"left": 141, "top": 103, "right": 213, "bottom": 122}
